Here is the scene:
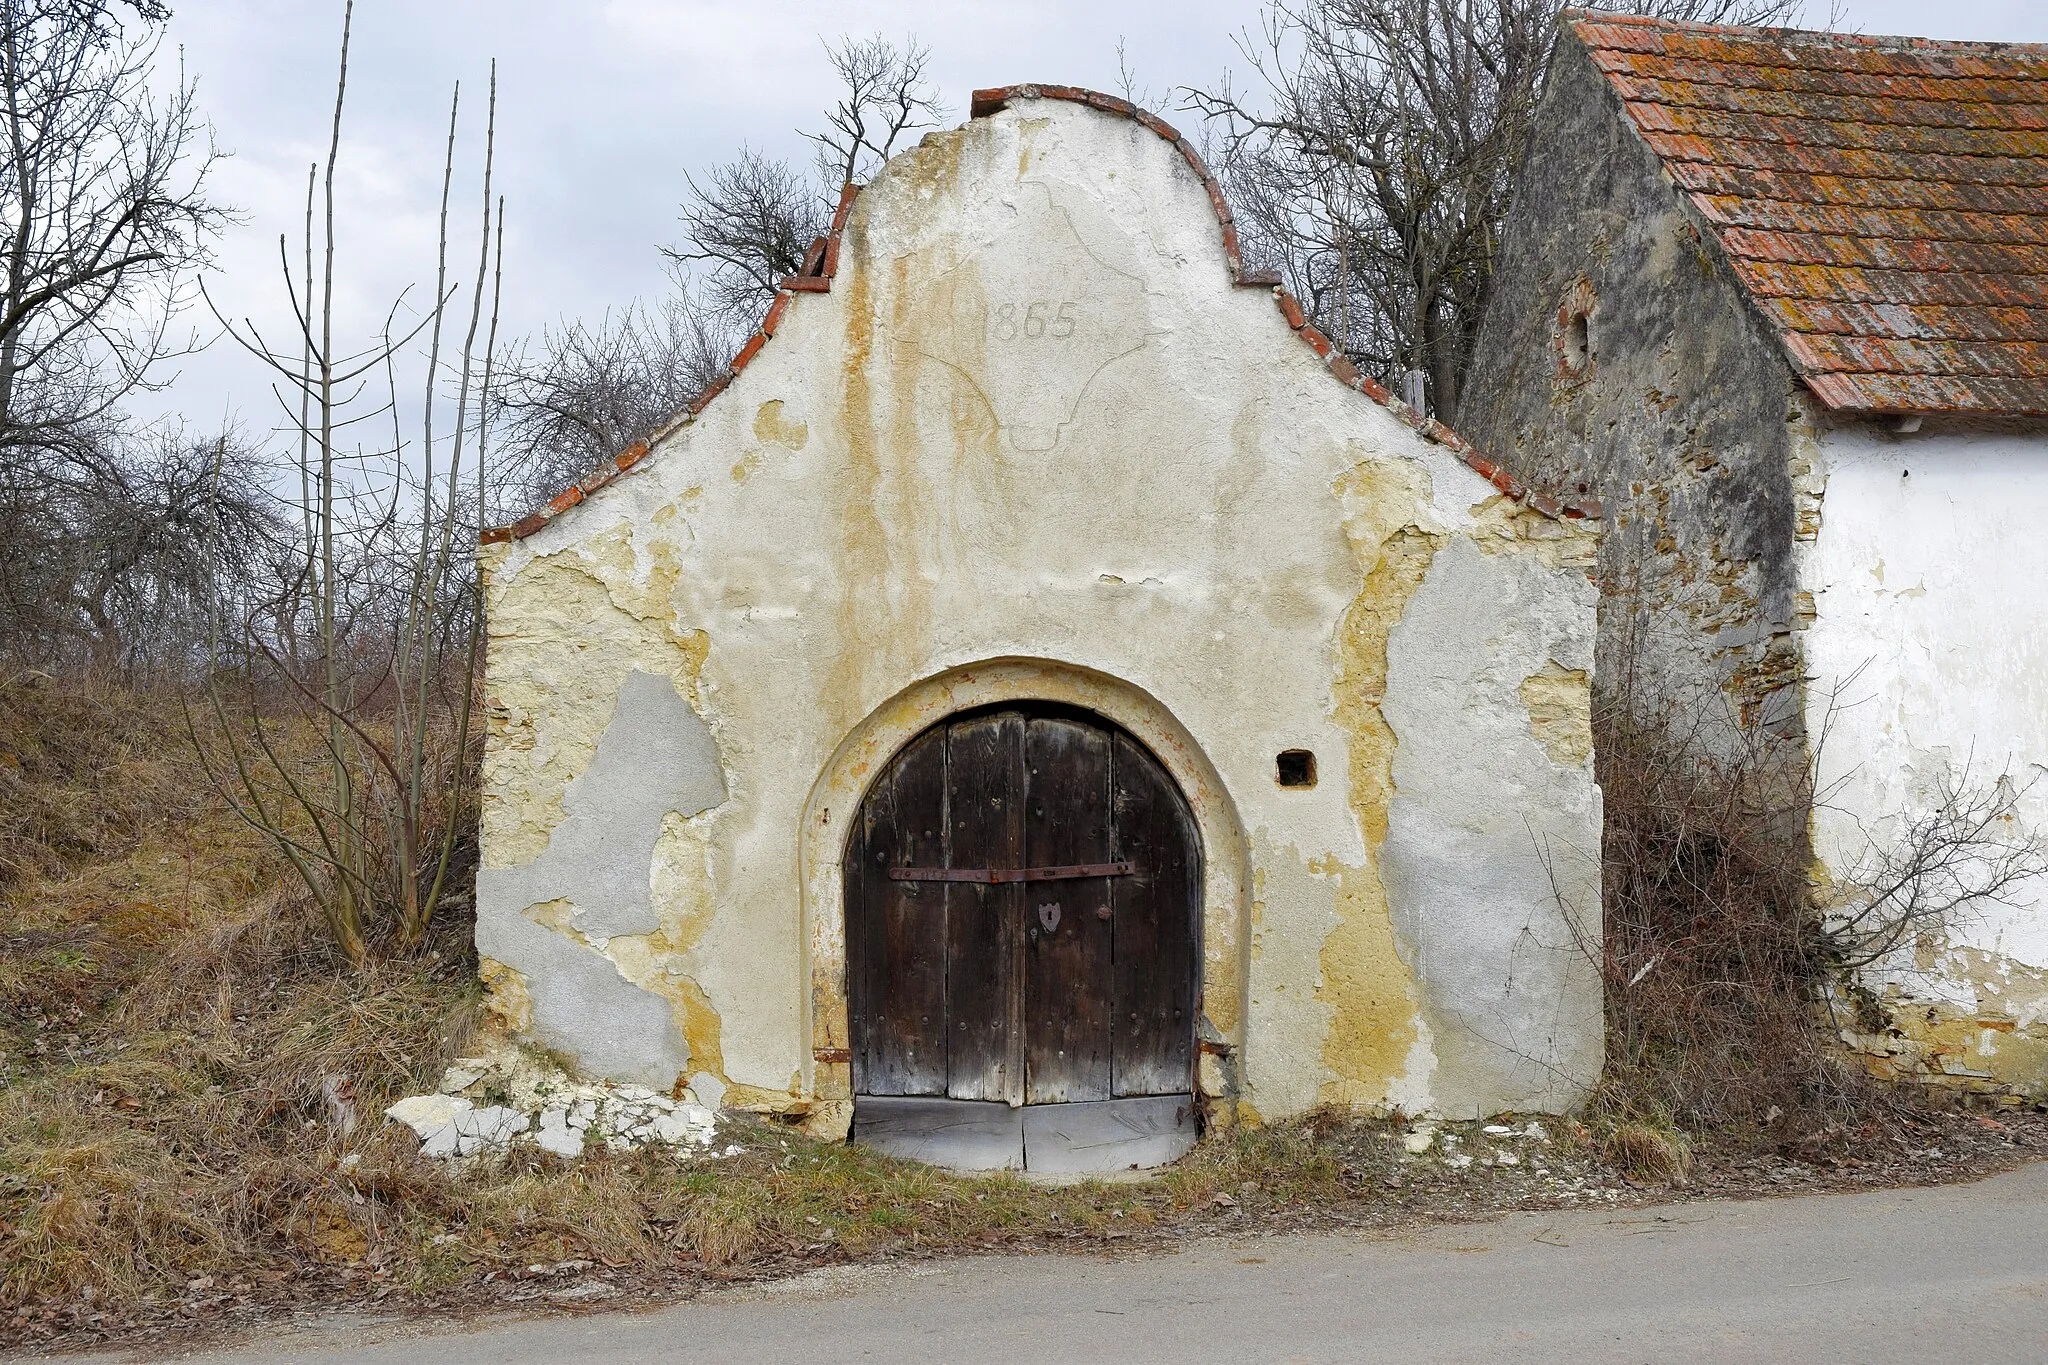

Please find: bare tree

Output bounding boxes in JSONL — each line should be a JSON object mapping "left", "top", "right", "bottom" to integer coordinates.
{"left": 0, "top": 0, "right": 225, "bottom": 663}
{"left": 662, "top": 34, "right": 941, "bottom": 330}
{"left": 0, "top": 0, "right": 220, "bottom": 465}
{"left": 1187, "top": 0, "right": 1797, "bottom": 423}
{"left": 491, "top": 293, "right": 727, "bottom": 517}
{"left": 197, "top": 0, "right": 503, "bottom": 964}
{"left": 667, "top": 149, "right": 826, "bottom": 330}
{"left": 0, "top": 426, "right": 285, "bottom": 676}
{"left": 496, "top": 34, "right": 942, "bottom": 518}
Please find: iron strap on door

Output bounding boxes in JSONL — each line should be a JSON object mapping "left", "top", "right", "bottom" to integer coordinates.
{"left": 886, "top": 861, "right": 1134, "bottom": 885}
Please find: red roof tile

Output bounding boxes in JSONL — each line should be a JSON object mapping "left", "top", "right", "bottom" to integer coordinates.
{"left": 1573, "top": 13, "right": 2048, "bottom": 415}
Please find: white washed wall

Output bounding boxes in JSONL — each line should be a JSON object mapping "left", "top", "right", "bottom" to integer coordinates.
{"left": 1803, "top": 422, "right": 2048, "bottom": 1084}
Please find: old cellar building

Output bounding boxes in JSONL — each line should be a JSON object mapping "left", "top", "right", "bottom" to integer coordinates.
{"left": 1464, "top": 17, "right": 2048, "bottom": 1095}
{"left": 475, "top": 87, "right": 1605, "bottom": 1171}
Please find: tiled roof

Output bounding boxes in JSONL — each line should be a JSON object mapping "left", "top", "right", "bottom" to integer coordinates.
{"left": 1572, "top": 13, "right": 2048, "bottom": 416}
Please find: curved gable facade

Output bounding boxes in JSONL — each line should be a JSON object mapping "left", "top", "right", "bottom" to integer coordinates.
{"left": 475, "top": 92, "right": 1603, "bottom": 1149}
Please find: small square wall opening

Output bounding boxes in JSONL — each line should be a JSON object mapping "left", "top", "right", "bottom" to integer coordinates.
{"left": 1276, "top": 749, "right": 1317, "bottom": 789}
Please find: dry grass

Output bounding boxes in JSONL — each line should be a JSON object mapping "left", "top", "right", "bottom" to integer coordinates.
{"left": 6, "top": 674, "right": 2032, "bottom": 1351}
{"left": 0, "top": 675, "right": 1363, "bottom": 1328}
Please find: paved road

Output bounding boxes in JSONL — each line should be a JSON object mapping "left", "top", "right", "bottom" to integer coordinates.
{"left": 69, "top": 1162, "right": 2048, "bottom": 1364}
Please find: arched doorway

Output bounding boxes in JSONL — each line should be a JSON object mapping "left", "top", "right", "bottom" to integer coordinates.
{"left": 844, "top": 702, "right": 1201, "bottom": 1172}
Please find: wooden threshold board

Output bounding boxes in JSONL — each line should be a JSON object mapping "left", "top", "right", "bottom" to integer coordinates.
{"left": 852, "top": 1094, "right": 1197, "bottom": 1174}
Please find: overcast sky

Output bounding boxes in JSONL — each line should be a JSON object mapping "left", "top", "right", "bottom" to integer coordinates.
{"left": 137, "top": 0, "right": 2048, "bottom": 443}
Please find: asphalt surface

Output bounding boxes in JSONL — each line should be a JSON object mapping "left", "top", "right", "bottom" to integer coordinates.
{"left": 62, "top": 1161, "right": 2048, "bottom": 1364}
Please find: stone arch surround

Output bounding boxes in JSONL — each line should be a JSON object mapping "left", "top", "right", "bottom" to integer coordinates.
{"left": 798, "top": 658, "right": 1252, "bottom": 1132}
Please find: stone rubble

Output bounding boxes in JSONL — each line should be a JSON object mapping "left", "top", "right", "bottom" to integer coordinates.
{"left": 382, "top": 1046, "right": 722, "bottom": 1162}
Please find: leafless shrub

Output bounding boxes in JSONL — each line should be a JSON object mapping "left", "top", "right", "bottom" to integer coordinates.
{"left": 1821, "top": 761, "right": 2048, "bottom": 973}
{"left": 1592, "top": 660, "right": 2043, "bottom": 1144}
{"left": 490, "top": 294, "right": 730, "bottom": 518}
{"left": 193, "top": 1, "right": 501, "bottom": 965}
{"left": 1185, "top": 0, "right": 1797, "bottom": 422}
{"left": 661, "top": 34, "right": 941, "bottom": 331}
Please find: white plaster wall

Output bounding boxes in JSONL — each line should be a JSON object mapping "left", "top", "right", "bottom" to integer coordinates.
{"left": 1802, "top": 423, "right": 2048, "bottom": 1067}
{"left": 477, "top": 97, "right": 1602, "bottom": 1125}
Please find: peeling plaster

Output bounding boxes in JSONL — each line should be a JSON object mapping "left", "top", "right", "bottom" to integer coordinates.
{"left": 478, "top": 671, "right": 725, "bottom": 940}
{"left": 475, "top": 96, "right": 1604, "bottom": 1126}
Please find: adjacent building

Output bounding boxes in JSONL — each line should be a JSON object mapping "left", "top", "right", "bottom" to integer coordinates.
{"left": 1464, "top": 15, "right": 2048, "bottom": 1094}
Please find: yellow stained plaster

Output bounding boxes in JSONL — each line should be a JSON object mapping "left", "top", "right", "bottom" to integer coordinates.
{"left": 1853, "top": 946, "right": 2048, "bottom": 1095}
{"left": 480, "top": 528, "right": 710, "bottom": 866}
{"left": 478, "top": 957, "right": 533, "bottom": 1034}
{"left": 753, "top": 398, "right": 809, "bottom": 450}
{"left": 1521, "top": 662, "right": 1594, "bottom": 768}
{"left": 1317, "top": 456, "right": 1441, "bottom": 1108}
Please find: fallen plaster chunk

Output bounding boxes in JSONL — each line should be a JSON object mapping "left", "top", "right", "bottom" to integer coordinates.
{"left": 453, "top": 1105, "right": 530, "bottom": 1156}
{"left": 383, "top": 1051, "right": 726, "bottom": 1163}
{"left": 534, "top": 1108, "right": 585, "bottom": 1158}
{"left": 688, "top": 1071, "right": 727, "bottom": 1111}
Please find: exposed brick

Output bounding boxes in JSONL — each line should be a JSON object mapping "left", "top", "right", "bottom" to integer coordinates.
{"left": 969, "top": 88, "right": 1011, "bottom": 117}
{"left": 1238, "top": 268, "right": 1282, "bottom": 287}
{"left": 1084, "top": 89, "right": 1138, "bottom": 119}
{"left": 1275, "top": 289, "right": 1307, "bottom": 330}
{"left": 510, "top": 512, "right": 549, "bottom": 540}
{"left": 1527, "top": 489, "right": 1563, "bottom": 518}
{"left": 689, "top": 373, "right": 731, "bottom": 414}
{"left": 782, "top": 275, "right": 831, "bottom": 293}
{"left": 615, "top": 441, "right": 651, "bottom": 472}
{"left": 800, "top": 236, "right": 827, "bottom": 275}
{"left": 1134, "top": 107, "right": 1181, "bottom": 142}
{"left": 1299, "top": 325, "right": 1336, "bottom": 359}
{"left": 820, "top": 234, "right": 841, "bottom": 278}
{"left": 813, "top": 1047, "right": 853, "bottom": 1064}
{"left": 730, "top": 331, "right": 766, "bottom": 375}
{"left": 1328, "top": 354, "right": 1362, "bottom": 387}
{"left": 1038, "top": 84, "right": 1089, "bottom": 103}
{"left": 547, "top": 485, "right": 584, "bottom": 517}
{"left": 1185, "top": 140, "right": 1223, "bottom": 191}
{"left": 579, "top": 464, "right": 618, "bottom": 496}
{"left": 479, "top": 526, "right": 513, "bottom": 545}
{"left": 1358, "top": 375, "right": 1395, "bottom": 405}
{"left": 760, "top": 291, "right": 791, "bottom": 337}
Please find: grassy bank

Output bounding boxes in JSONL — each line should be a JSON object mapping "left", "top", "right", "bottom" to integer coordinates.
{"left": 4, "top": 674, "right": 2042, "bottom": 1353}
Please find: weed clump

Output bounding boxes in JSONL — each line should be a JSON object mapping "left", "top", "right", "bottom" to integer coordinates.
{"left": 1589, "top": 704, "right": 1897, "bottom": 1152}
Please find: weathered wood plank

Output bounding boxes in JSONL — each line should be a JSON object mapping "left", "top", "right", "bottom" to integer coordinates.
{"left": 855, "top": 726, "right": 949, "bottom": 1095}
{"left": 1110, "top": 732, "right": 1200, "bottom": 1097}
{"left": 854, "top": 1096, "right": 1023, "bottom": 1171}
{"left": 945, "top": 713, "right": 1023, "bottom": 1103}
{"left": 844, "top": 816, "right": 870, "bottom": 1081}
{"left": 1021, "top": 1094, "right": 1197, "bottom": 1174}
{"left": 1022, "top": 716, "right": 1114, "bottom": 1104}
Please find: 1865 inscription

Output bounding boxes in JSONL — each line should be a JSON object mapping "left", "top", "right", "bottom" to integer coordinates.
{"left": 896, "top": 181, "right": 1153, "bottom": 451}
{"left": 990, "top": 301, "right": 1078, "bottom": 341}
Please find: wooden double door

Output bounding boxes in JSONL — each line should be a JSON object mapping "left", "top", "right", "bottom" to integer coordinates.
{"left": 844, "top": 705, "right": 1200, "bottom": 1169}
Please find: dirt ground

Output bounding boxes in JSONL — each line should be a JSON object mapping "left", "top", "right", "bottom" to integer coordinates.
{"left": 11, "top": 1104, "right": 2046, "bottom": 1358}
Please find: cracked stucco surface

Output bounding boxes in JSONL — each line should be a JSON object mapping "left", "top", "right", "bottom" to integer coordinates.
{"left": 1802, "top": 422, "right": 2048, "bottom": 1097}
{"left": 477, "top": 97, "right": 1604, "bottom": 1125}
